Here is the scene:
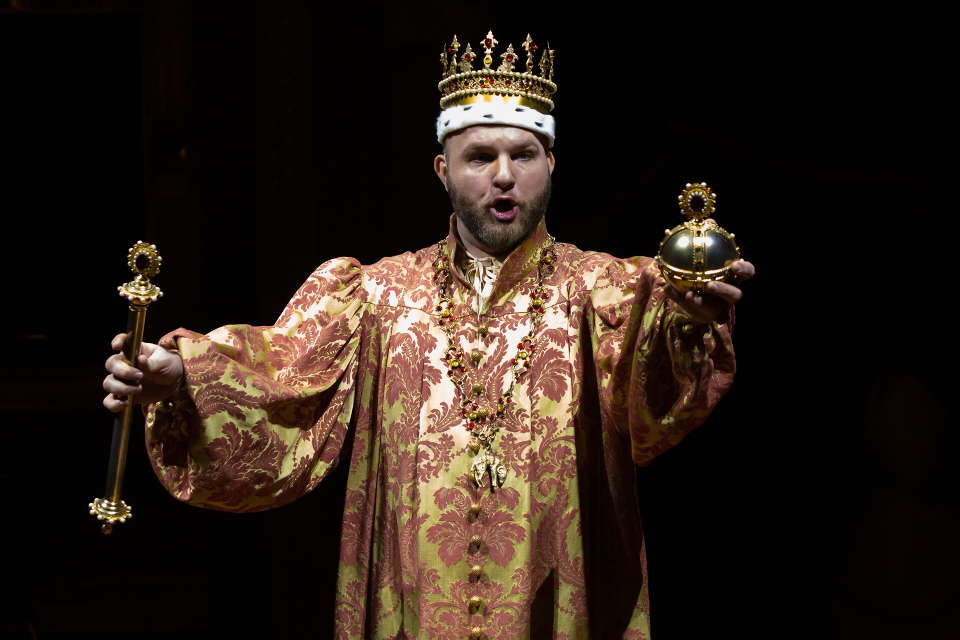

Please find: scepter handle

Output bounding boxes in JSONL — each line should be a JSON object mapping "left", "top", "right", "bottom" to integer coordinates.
{"left": 90, "top": 242, "right": 163, "bottom": 535}
{"left": 104, "top": 304, "right": 147, "bottom": 502}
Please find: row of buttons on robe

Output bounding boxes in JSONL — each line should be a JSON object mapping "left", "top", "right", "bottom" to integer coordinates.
{"left": 467, "top": 502, "right": 487, "bottom": 639}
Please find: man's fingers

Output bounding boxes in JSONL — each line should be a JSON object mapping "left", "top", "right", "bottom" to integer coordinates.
{"left": 138, "top": 341, "right": 159, "bottom": 358}
{"left": 730, "top": 260, "right": 755, "bottom": 282}
{"left": 105, "top": 352, "right": 143, "bottom": 382}
{"left": 111, "top": 336, "right": 161, "bottom": 367}
{"left": 136, "top": 343, "right": 165, "bottom": 372}
{"left": 103, "top": 393, "right": 128, "bottom": 413}
{"left": 103, "top": 374, "right": 141, "bottom": 397}
{"left": 705, "top": 281, "right": 743, "bottom": 304}
{"left": 684, "top": 290, "right": 704, "bottom": 307}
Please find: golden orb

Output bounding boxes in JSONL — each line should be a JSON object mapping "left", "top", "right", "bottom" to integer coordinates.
{"left": 657, "top": 182, "right": 741, "bottom": 294}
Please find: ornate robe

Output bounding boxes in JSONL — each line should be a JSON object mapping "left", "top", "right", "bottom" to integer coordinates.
{"left": 146, "top": 216, "right": 736, "bottom": 639}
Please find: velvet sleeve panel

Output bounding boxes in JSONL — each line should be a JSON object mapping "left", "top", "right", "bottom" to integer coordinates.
{"left": 588, "top": 255, "right": 736, "bottom": 466}
{"left": 144, "top": 257, "right": 366, "bottom": 512}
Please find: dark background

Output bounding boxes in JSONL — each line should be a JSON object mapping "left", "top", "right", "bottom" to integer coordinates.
{"left": 2, "top": 1, "right": 956, "bottom": 638}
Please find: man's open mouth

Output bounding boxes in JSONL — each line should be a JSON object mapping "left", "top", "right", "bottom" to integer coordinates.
{"left": 490, "top": 198, "right": 517, "bottom": 221}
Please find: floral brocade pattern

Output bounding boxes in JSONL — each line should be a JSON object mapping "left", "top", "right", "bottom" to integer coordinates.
{"left": 145, "top": 216, "right": 736, "bottom": 639}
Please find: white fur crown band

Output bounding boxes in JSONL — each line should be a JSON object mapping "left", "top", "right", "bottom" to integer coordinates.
{"left": 436, "top": 102, "right": 556, "bottom": 148}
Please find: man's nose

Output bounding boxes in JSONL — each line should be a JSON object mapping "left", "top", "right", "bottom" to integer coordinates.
{"left": 492, "top": 155, "right": 515, "bottom": 190}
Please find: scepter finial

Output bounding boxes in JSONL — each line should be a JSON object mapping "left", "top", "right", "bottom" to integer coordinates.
{"left": 118, "top": 241, "right": 163, "bottom": 305}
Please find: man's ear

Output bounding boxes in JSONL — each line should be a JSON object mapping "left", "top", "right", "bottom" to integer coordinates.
{"left": 434, "top": 153, "right": 449, "bottom": 191}
{"left": 546, "top": 149, "right": 556, "bottom": 175}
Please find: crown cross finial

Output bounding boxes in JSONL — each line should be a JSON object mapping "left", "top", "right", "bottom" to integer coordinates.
{"left": 498, "top": 43, "right": 518, "bottom": 73}
{"left": 459, "top": 42, "right": 476, "bottom": 72}
{"left": 522, "top": 34, "right": 539, "bottom": 73}
{"left": 539, "top": 43, "right": 554, "bottom": 81}
{"left": 443, "top": 35, "right": 461, "bottom": 77}
{"left": 482, "top": 30, "right": 499, "bottom": 70}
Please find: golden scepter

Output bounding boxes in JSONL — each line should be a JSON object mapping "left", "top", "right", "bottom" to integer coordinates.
{"left": 89, "top": 241, "right": 163, "bottom": 534}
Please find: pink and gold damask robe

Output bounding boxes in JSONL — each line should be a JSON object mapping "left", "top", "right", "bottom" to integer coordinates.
{"left": 145, "top": 216, "right": 736, "bottom": 639}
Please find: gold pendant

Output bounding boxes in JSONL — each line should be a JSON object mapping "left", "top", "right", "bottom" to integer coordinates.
{"left": 471, "top": 454, "right": 507, "bottom": 489}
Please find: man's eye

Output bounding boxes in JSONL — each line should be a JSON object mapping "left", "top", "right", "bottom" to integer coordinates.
{"left": 513, "top": 151, "right": 536, "bottom": 161}
{"left": 471, "top": 154, "right": 494, "bottom": 163}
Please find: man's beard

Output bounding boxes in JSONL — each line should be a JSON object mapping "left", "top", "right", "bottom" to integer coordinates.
{"left": 449, "top": 178, "right": 552, "bottom": 255}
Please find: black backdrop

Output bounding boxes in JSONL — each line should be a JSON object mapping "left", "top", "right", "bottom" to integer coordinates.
{"left": 2, "top": 2, "right": 957, "bottom": 638}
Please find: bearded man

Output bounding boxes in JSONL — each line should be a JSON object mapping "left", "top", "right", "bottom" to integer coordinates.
{"left": 103, "top": 33, "right": 755, "bottom": 639}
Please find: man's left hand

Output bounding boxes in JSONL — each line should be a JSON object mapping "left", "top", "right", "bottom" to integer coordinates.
{"left": 668, "top": 259, "right": 755, "bottom": 324}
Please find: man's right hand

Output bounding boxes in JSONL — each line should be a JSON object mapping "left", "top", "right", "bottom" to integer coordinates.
{"left": 102, "top": 333, "right": 184, "bottom": 412}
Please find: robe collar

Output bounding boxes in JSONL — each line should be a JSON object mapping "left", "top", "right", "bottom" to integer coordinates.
{"left": 443, "top": 213, "right": 551, "bottom": 304}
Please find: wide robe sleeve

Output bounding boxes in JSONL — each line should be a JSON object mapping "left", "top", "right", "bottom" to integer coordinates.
{"left": 589, "top": 255, "right": 736, "bottom": 465}
{"left": 144, "top": 257, "right": 366, "bottom": 512}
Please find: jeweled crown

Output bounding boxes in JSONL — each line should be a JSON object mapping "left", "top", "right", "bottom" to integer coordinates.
{"left": 438, "top": 31, "right": 556, "bottom": 113}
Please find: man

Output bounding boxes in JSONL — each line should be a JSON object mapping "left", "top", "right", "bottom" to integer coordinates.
{"left": 103, "top": 33, "right": 754, "bottom": 639}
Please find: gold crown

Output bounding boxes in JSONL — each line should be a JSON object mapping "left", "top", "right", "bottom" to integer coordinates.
{"left": 438, "top": 31, "right": 556, "bottom": 113}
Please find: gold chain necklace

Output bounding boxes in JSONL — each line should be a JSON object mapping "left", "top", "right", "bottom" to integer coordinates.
{"left": 432, "top": 235, "right": 556, "bottom": 489}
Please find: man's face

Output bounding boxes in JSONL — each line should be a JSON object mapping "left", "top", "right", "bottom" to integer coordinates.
{"left": 435, "top": 125, "right": 556, "bottom": 255}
